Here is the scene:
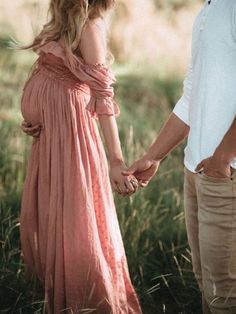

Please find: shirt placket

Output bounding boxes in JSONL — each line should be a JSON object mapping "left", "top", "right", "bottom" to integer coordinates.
{"left": 200, "top": 0, "right": 217, "bottom": 32}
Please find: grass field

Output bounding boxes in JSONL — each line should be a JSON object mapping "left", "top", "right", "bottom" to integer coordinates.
{"left": 0, "top": 41, "right": 201, "bottom": 313}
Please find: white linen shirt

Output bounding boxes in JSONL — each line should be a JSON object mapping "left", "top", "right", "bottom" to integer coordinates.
{"left": 173, "top": 0, "right": 236, "bottom": 172}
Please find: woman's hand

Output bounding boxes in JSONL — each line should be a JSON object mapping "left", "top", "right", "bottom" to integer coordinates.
{"left": 21, "top": 120, "right": 41, "bottom": 138}
{"left": 110, "top": 161, "right": 139, "bottom": 196}
{"left": 122, "top": 156, "right": 160, "bottom": 187}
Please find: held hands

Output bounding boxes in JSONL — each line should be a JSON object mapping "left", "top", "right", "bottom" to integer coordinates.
{"left": 122, "top": 156, "right": 160, "bottom": 189}
{"left": 110, "top": 161, "right": 139, "bottom": 196}
{"left": 110, "top": 157, "right": 159, "bottom": 197}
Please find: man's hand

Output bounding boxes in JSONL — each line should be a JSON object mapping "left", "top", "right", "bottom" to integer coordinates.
{"left": 121, "top": 113, "right": 189, "bottom": 188}
{"left": 122, "top": 156, "right": 160, "bottom": 187}
{"left": 195, "top": 155, "right": 231, "bottom": 178}
{"left": 198, "top": 116, "right": 236, "bottom": 178}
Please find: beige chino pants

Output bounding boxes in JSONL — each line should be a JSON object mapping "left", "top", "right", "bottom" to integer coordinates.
{"left": 184, "top": 168, "right": 236, "bottom": 314}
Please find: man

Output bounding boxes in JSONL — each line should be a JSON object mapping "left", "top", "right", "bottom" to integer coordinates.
{"left": 123, "top": 0, "right": 236, "bottom": 313}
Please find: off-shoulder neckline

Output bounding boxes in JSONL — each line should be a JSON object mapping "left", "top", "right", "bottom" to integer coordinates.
{"left": 38, "top": 40, "right": 109, "bottom": 70}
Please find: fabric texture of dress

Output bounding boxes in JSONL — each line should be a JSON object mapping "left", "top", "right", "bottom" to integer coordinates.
{"left": 20, "top": 40, "right": 142, "bottom": 314}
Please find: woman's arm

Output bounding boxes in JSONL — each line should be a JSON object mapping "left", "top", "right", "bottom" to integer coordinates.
{"left": 79, "top": 19, "right": 138, "bottom": 195}
{"left": 99, "top": 115, "right": 137, "bottom": 195}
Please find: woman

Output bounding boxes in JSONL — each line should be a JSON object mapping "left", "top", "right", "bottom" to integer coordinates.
{"left": 20, "top": 0, "right": 143, "bottom": 313}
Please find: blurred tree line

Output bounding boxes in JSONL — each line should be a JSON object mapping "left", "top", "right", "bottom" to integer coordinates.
{"left": 0, "top": 0, "right": 202, "bottom": 72}
{"left": 153, "top": 0, "right": 196, "bottom": 10}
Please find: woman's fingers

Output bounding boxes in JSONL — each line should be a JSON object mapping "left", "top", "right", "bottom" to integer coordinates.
{"left": 118, "top": 182, "right": 128, "bottom": 196}
{"left": 21, "top": 121, "right": 32, "bottom": 127}
{"left": 128, "top": 176, "right": 140, "bottom": 194}
{"left": 21, "top": 122, "right": 42, "bottom": 138}
{"left": 115, "top": 181, "right": 130, "bottom": 196}
{"left": 130, "top": 177, "right": 139, "bottom": 190}
{"left": 25, "top": 130, "right": 41, "bottom": 138}
{"left": 124, "top": 175, "right": 141, "bottom": 196}
{"left": 124, "top": 179, "right": 135, "bottom": 195}
{"left": 111, "top": 180, "right": 123, "bottom": 195}
{"left": 32, "top": 133, "right": 40, "bottom": 138}
{"left": 22, "top": 128, "right": 40, "bottom": 137}
{"left": 111, "top": 178, "right": 125, "bottom": 196}
{"left": 111, "top": 180, "right": 119, "bottom": 193}
{"left": 24, "top": 124, "right": 41, "bottom": 132}
{"left": 22, "top": 125, "right": 38, "bottom": 131}
{"left": 112, "top": 176, "right": 140, "bottom": 197}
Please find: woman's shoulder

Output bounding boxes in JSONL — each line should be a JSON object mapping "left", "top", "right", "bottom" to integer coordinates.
{"left": 82, "top": 18, "right": 107, "bottom": 40}
{"left": 81, "top": 18, "right": 107, "bottom": 48}
{"left": 79, "top": 18, "right": 107, "bottom": 65}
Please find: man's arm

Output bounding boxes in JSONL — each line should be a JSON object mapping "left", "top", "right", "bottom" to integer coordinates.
{"left": 123, "top": 62, "right": 193, "bottom": 185}
{"left": 146, "top": 62, "right": 193, "bottom": 161}
{"left": 213, "top": 117, "right": 236, "bottom": 163}
{"left": 145, "top": 113, "right": 189, "bottom": 161}
{"left": 123, "top": 113, "right": 189, "bottom": 185}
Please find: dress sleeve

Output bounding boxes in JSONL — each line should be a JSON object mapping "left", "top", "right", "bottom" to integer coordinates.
{"left": 73, "top": 20, "right": 120, "bottom": 118}
{"left": 172, "top": 61, "right": 193, "bottom": 126}
{"left": 75, "top": 62, "right": 120, "bottom": 119}
{"left": 35, "top": 21, "right": 120, "bottom": 119}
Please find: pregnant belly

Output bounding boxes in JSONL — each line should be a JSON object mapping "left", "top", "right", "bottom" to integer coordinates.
{"left": 21, "top": 74, "right": 44, "bottom": 125}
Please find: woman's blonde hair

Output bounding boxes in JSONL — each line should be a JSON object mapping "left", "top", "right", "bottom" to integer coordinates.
{"left": 24, "top": 0, "right": 114, "bottom": 54}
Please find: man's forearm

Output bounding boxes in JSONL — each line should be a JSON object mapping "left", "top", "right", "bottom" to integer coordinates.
{"left": 213, "top": 116, "right": 236, "bottom": 163}
{"left": 145, "top": 113, "right": 190, "bottom": 161}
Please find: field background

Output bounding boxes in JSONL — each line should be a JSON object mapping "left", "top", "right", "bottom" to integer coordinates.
{"left": 0, "top": 1, "right": 203, "bottom": 313}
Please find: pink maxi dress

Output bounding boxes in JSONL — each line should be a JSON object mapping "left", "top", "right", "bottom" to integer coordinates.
{"left": 20, "top": 40, "right": 142, "bottom": 314}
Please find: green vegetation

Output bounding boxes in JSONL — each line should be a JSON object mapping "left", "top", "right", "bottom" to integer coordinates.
{"left": 0, "top": 43, "right": 201, "bottom": 313}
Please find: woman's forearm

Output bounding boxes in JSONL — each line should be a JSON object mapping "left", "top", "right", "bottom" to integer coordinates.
{"left": 98, "top": 115, "right": 124, "bottom": 165}
{"left": 146, "top": 113, "right": 190, "bottom": 161}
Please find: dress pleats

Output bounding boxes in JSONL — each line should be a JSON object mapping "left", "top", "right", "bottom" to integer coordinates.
{"left": 20, "top": 41, "right": 142, "bottom": 314}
